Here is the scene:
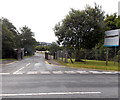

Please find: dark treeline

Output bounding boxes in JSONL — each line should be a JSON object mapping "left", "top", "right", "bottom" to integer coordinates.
{"left": 1, "top": 18, "right": 37, "bottom": 59}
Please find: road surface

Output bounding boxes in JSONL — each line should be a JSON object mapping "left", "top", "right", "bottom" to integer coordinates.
{"left": 0, "top": 53, "right": 119, "bottom": 99}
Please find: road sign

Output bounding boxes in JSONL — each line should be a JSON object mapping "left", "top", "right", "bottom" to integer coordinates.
{"left": 104, "top": 29, "right": 120, "bottom": 47}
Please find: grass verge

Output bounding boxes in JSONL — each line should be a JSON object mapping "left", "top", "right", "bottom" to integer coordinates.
{"left": 0, "top": 58, "right": 16, "bottom": 61}
{"left": 55, "top": 59, "right": 119, "bottom": 71}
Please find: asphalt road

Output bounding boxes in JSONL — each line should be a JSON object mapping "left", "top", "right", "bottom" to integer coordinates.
{"left": 0, "top": 53, "right": 119, "bottom": 98}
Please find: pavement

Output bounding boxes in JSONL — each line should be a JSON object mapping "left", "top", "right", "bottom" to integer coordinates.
{"left": 0, "top": 60, "right": 17, "bottom": 65}
{"left": 0, "top": 53, "right": 119, "bottom": 99}
{"left": 45, "top": 59, "right": 61, "bottom": 66}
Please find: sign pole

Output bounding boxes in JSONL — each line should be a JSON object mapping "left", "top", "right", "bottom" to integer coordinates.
{"left": 104, "top": 29, "right": 119, "bottom": 66}
{"left": 114, "top": 46, "right": 116, "bottom": 65}
{"left": 106, "top": 48, "right": 109, "bottom": 66}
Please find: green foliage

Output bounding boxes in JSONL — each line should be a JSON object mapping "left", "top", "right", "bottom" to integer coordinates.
{"left": 20, "top": 26, "right": 37, "bottom": 55}
{"left": 35, "top": 46, "right": 49, "bottom": 51}
{"left": 49, "top": 42, "right": 60, "bottom": 54}
{"left": 116, "top": 16, "right": 120, "bottom": 28}
{"left": 105, "top": 13, "right": 120, "bottom": 30}
{"left": 2, "top": 18, "right": 18, "bottom": 58}
{"left": 104, "top": 14, "right": 120, "bottom": 62}
{"left": 54, "top": 4, "right": 105, "bottom": 61}
{"left": 1, "top": 18, "right": 37, "bottom": 58}
{"left": 117, "top": 50, "right": 120, "bottom": 62}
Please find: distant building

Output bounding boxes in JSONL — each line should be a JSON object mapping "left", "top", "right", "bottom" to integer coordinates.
{"left": 39, "top": 42, "right": 51, "bottom": 46}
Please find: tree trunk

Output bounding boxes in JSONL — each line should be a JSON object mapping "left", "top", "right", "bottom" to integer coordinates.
{"left": 75, "top": 49, "right": 84, "bottom": 62}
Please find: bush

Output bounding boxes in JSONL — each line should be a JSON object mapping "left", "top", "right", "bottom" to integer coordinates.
{"left": 117, "top": 50, "right": 120, "bottom": 62}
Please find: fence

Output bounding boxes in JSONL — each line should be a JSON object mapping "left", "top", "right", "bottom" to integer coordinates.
{"left": 46, "top": 48, "right": 120, "bottom": 65}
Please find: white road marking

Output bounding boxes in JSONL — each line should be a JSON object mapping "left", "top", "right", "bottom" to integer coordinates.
{"left": 76, "top": 71, "right": 89, "bottom": 74}
{"left": 102, "top": 71, "right": 114, "bottom": 74}
{"left": 0, "top": 73, "right": 10, "bottom": 75}
{"left": 89, "top": 71, "right": 104, "bottom": 74}
{"left": 13, "top": 67, "right": 25, "bottom": 74}
{"left": 64, "top": 71, "right": 76, "bottom": 74}
{"left": 27, "top": 71, "right": 38, "bottom": 75}
{"left": 1, "top": 70, "right": 119, "bottom": 75}
{"left": 13, "top": 63, "right": 30, "bottom": 74}
{"left": 0, "top": 91, "right": 101, "bottom": 96}
{"left": 26, "top": 63, "right": 30, "bottom": 66}
{"left": 52, "top": 71, "right": 63, "bottom": 74}
{"left": 14, "top": 72, "right": 24, "bottom": 75}
{"left": 113, "top": 71, "right": 119, "bottom": 74}
{"left": 40, "top": 71, "right": 51, "bottom": 74}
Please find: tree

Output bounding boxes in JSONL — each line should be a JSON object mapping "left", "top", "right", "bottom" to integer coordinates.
{"left": 1, "top": 18, "right": 19, "bottom": 58}
{"left": 104, "top": 13, "right": 120, "bottom": 60}
{"left": 20, "top": 26, "right": 37, "bottom": 55}
{"left": 54, "top": 4, "right": 105, "bottom": 62}
{"left": 49, "top": 42, "right": 60, "bottom": 54}
{"left": 35, "top": 46, "right": 48, "bottom": 51}
{"left": 105, "top": 13, "right": 120, "bottom": 30}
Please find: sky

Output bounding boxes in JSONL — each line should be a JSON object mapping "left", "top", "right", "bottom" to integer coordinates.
{"left": 0, "top": 0, "right": 120, "bottom": 43}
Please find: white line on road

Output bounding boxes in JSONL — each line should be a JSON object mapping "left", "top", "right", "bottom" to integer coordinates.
{"left": 14, "top": 72, "right": 24, "bottom": 75}
{"left": 26, "top": 63, "right": 30, "bottom": 66}
{"left": 102, "top": 72, "right": 115, "bottom": 74}
{"left": 0, "top": 73, "right": 10, "bottom": 75}
{"left": 0, "top": 91, "right": 101, "bottom": 96}
{"left": 1, "top": 70, "right": 119, "bottom": 75}
{"left": 89, "top": 71, "right": 104, "bottom": 74}
{"left": 27, "top": 71, "right": 38, "bottom": 75}
{"left": 64, "top": 71, "right": 77, "bottom": 74}
{"left": 76, "top": 71, "right": 89, "bottom": 74}
{"left": 52, "top": 71, "right": 63, "bottom": 74}
{"left": 40, "top": 71, "right": 51, "bottom": 74}
{"left": 13, "top": 63, "right": 31, "bottom": 74}
{"left": 13, "top": 67, "right": 25, "bottom": 74}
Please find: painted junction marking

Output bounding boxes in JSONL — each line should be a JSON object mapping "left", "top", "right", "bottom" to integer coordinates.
{"left": 0, "top": 91, "right": 101, "bottom": 97}
{"left": 0, "top": 70, "right": 119, "bottom": 75}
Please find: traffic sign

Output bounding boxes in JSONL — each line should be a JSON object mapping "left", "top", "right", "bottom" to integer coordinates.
{"left": 104, "top": 29, "right": 120, "bottom": 47}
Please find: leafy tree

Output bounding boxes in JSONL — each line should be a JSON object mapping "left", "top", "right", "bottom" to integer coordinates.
{"left": 35, "top": 46, "right": 49, "bottom": 51}
{"left": 104, "top": 14, "right": 120, "bottom": 60}
{"left": 105, "top": 13, "right": 120, "bottom": 30}
{"left": 20, "top": 26, "right": 37, "bottom": 55}
{"left": 49, "top": 42, "right": 60, "bottom": 54}
{"left": 1, "top": 18, "right": 19, "bottom": 58}
{"left": 54, "top": 4, "right": 105, "bottom": 62}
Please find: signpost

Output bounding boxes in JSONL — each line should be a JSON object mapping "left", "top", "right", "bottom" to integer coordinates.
{"left": 104, "top": 29, "right": 120, "bottom": 65}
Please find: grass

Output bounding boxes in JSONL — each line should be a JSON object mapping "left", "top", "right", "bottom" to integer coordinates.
{"left": 55, "top": 59, "right": 119, "bottom": 71}
{"left": 24, "top": 55, "right": 33, "bottom": 58}
{"left": 0, "top": 58, "right": 16, "bottom": 61}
